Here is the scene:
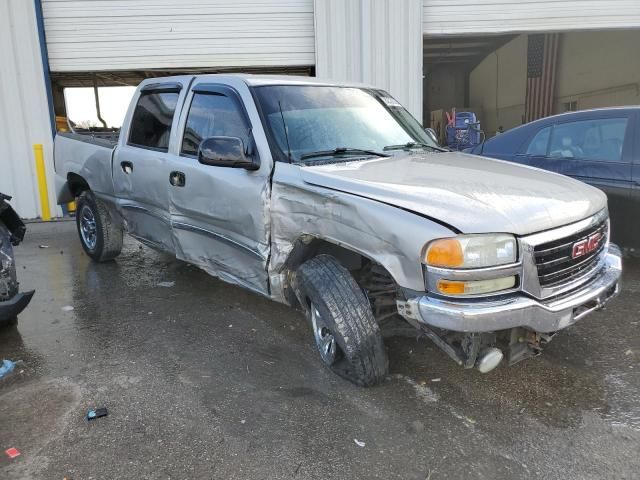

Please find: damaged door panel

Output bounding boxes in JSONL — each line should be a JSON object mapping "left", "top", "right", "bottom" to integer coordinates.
{"left": 166, "top": 80, "right": 272, "bottom": 295}
{"left": 113, "top": 77, "right": 192, "bottom": 253}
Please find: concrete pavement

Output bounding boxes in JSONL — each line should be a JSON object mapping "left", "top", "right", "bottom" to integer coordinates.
{"left": 1, "top": 221, "right": 638, "bottom": 479}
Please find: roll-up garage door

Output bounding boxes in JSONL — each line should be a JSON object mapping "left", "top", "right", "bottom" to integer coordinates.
{"left": 42, "top": 0, "right": 315, "bottom": 72}
{"left": 423, "top": 0, "right": 640, "bottom": 36}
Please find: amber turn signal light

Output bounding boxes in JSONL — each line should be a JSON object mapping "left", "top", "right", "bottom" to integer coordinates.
{"left": 425, "top": 238, "right": 464, "bottom": 268}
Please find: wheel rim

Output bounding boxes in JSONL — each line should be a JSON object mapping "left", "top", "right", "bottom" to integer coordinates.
{"left": 79, "top": 205, "right": 98, "bottom": 251}
{"left": 311, "top": 304, "right": 338, "bottom": 365}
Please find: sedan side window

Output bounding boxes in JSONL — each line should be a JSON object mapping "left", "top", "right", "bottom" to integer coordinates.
{"left": 525, "top": 126, "right": 551, "bottom": 156}
{"left": 548, "top": 118, "right": 628, "bottom": 162}
{"left": 181, "top": 92, "right": 250, "bottom": 157}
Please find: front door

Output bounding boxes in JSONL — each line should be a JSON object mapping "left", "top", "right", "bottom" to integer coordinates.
{"left": 166, "top": 80, "right": 271, "bottom": 295}
{"left": 113, "top": 79, "right": 191, "bottom": 252}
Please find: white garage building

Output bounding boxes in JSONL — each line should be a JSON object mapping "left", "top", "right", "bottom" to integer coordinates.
{"left": 2, "top": 0, "right": 640, "bottom": 218}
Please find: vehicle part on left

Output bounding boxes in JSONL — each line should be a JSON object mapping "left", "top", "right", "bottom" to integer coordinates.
{"left": 0, "top": 193, "right": 34, "bottom": 325}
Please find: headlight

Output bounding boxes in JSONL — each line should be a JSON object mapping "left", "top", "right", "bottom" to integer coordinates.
{"left": 424, "top": 234, "right": 517, "bottom": 269}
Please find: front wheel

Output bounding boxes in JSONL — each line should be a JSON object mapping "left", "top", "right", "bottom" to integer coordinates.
{"left": 297, "top": 255, "right": 388, "bottom": 387}
{"left": 76, "top": 191, "right": 123, "bottom": 262}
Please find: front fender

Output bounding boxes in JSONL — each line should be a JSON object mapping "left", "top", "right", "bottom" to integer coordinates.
{"left": 269, "top": 164, "right": 455, "bottom": 292}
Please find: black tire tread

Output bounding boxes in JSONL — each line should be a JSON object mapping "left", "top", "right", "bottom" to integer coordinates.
{"left": 298, "top": 254, "right": 388, "bottom": 386}
{"left": 76, "top": 191, "right": 123, "bottom": 262}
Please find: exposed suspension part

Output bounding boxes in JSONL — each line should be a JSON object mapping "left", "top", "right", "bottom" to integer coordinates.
{"left": 358, "top": 261, "right": 399, "bottom": 324}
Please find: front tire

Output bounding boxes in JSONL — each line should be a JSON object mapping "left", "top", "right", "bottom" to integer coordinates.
{"left": 297, "top": 255, "right": 388, "bottom": 387}
{"left": 76, "top": 191, "right": 123, "bottom": 262}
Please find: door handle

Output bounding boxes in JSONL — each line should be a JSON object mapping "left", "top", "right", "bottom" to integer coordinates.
{"left": 120, "top": 161, "right": 133, "bottom": 174}
{"left": 170, "top": 171, "right": 186, "bottom": 187}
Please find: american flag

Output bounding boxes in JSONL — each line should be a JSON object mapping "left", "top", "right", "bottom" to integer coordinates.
{"left": 524, "top": 33, "right": 559, "bottom": 123}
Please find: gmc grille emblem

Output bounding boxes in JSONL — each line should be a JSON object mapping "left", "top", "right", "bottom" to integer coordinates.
{"left": 572, "top": 232, "right": 602, "bottom": 259}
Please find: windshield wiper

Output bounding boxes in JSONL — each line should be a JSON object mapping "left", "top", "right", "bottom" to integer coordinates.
{"left": 383, "top": 141, "right": 447, "bottom": 152}
{"left": 300, "top": 147, "right": 389, "bottom": 161}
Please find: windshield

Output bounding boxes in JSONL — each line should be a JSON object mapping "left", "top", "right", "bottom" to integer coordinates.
{"left": 253, "top": 85, "right": 438, "bottom": 163}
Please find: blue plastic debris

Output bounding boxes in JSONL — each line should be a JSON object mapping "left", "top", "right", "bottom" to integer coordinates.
{"left": 0, "top": 360, "right": 16, "bottom": 379}
{"left": 87, "top": 407, "right": 108, "bottom": 421}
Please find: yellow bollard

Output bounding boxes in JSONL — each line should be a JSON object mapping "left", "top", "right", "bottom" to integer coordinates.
{"left": 33, "top": 144, "right": 51, "bottom": 221}
{"left": 67, "top": 200, "right": 77, "bottom": 214}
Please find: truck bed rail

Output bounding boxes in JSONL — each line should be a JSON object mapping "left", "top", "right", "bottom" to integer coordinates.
{"left": 57, "top": 131, "right": 119, "bottom": 149}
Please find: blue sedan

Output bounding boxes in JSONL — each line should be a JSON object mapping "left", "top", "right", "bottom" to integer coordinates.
{"left": 467, "top": 107, "right": 640, "bottom": 247}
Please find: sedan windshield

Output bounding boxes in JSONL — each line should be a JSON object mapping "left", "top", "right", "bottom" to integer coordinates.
{"left": 253, "top": 85, "right": 439, "bottom": 163}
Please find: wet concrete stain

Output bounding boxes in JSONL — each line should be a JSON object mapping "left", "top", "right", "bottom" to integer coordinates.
{"left": 0, "top": 221, "right": 638, "bottom": 479}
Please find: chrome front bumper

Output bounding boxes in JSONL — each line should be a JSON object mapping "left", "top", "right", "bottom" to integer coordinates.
{"left": 399, "top": 244, "right": 622, "bottom": 333}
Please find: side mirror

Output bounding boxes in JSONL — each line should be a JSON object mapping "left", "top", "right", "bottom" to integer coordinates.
{"left": 198, "top": 136, "right": 259, "bottom": 170}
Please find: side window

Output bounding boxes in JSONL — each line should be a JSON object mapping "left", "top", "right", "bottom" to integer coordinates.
{"left": 181, "top": 92, "right": 250, "bottom": 157}
{"left": 548, "top": 118, "right": 628, "bottom": 162}
{"left": 525, "top": 126, "right": 551, "bottom": 155}
{"left": 128, "top": 91, "right": 179, "bottom": 151}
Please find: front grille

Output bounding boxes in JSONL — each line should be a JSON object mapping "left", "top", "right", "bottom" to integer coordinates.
{"left": 534, "top": 219, "right": 608, "bottom": 288}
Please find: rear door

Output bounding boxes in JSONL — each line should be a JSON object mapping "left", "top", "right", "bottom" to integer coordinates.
{"left": 113, "top": 78, "right": 191, "bottom": 252}
{"left": 166, "top": 78, "right": 272, "bottom": 295}
{"left": 550, "top": 114, "right": 634, "bottom": 245}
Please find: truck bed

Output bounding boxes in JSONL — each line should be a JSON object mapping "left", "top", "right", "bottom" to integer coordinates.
{"left": 54, "top": 131, "right": 119, "bottom": 203}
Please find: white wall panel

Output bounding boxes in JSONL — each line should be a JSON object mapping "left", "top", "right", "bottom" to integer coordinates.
{"left": 0, "top": 0, "right": 56, "bottom": 218}
{"left": 42, "top": 0, "right": 315, "bottom": 71}
{"left": 424, "top": 0, "right": 640, "bottom": 36}
{"left": 314, "top": 0, "right": 423, "bottom": 119}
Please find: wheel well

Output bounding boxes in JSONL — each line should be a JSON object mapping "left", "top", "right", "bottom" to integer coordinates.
{"left": 67, "top": 173, "right": 90, "bottom": 197}
{"left": 285, "top": 237, "right": 399, "bottom": 323}
{"left": 285, "top": 237, "right": 367, "bottom": 273}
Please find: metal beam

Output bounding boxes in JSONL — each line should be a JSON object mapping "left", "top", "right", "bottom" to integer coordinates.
{"left": 33, "top": 0, "right": 55, "bottom": 136}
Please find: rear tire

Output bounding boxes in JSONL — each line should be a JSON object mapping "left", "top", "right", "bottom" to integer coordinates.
{"left": 297, "top": 254, "right": 388, "bottom": 387}
{"left": 76, "top": 191, "right": 123, "bottom": 262}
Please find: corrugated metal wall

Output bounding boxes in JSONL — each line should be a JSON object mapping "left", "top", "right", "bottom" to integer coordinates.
{"left": 424, "top": 0, "right": 640, "bottom": 36}
{"left": 42, "top": 0, "right": 316, "bottom": 71}
{"left": 314, "top": 0, "right": 423, "bottom": 119}
{"left": 0, "top": 0, "right": 56, "bottom": 219}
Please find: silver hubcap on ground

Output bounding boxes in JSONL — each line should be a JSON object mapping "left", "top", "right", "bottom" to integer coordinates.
{"left": 311, "top": 304, "right": 338, "bottom": 365}
{"left": 80, "top": 205, "right": 97, "bottom": 250}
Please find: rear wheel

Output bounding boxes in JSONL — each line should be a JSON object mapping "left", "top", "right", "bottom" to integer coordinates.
{"left": 297, "top": 254, "right": 388, "bottom": 386}
{"left": 76, "top": 191, "right": 123, "bottom": 262}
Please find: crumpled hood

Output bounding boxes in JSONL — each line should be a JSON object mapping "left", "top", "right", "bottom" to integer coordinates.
{"left": 300, "top": 151, "right": 607, "bottom": 236}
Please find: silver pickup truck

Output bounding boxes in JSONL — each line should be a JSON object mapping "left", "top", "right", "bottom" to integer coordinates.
{"left": 54, "top": 75, "right": 622, "bottom": 386}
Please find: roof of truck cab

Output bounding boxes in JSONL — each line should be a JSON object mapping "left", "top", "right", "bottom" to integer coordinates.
{"left": 144, "top": 73, "right": 376, "bottom": 90}
{"left": 236, "top": 74, "right": 373, "bottom": 88}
